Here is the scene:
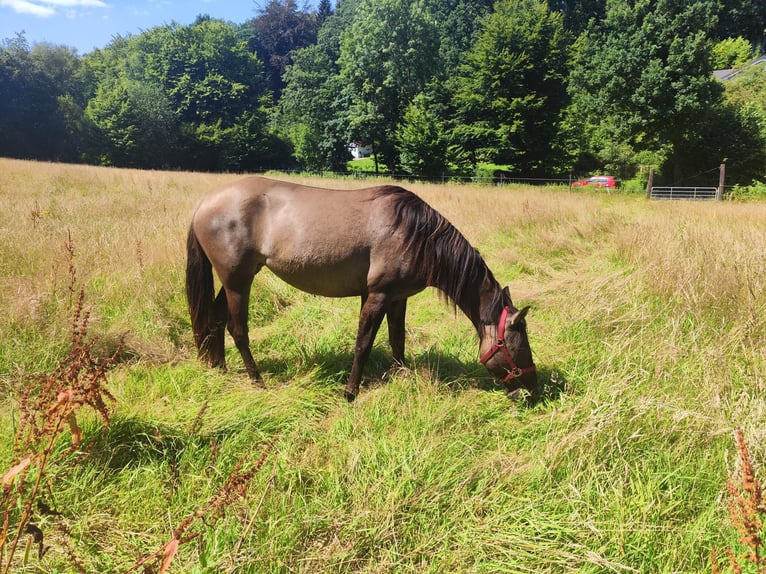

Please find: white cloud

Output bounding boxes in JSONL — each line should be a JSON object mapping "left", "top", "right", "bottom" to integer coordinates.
{"left": 0, "top": 0, "right": 108, "bottom": 17}
{"left": 40, "top": 0, "right": 108, "bottom": 6}
{"left": 0, "top": 0, "right": 56, "bottom": 16}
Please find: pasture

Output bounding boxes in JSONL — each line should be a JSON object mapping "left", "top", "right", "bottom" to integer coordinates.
{"left": 1, "top": 158, "right": 764, "bottom": 572}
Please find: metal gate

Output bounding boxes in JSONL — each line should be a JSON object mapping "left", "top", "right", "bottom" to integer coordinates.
{"left": 649, "top": 186, "right": 719, "bottom": 200}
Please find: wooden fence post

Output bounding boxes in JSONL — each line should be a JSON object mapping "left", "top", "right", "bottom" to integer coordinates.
{"left": 645, "top": 168, "right": 654, "bottom": 199}
{"left": 717, "top": 163, "right": 725, "bottom": 200}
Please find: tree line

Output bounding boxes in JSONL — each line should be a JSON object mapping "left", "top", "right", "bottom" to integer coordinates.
{"left": 2, "top": 0, "right": 766, "bottom": 186}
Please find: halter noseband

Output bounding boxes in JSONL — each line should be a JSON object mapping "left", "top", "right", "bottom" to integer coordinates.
{"left": 479, "top": 306, "right": 536, "bottom": 383}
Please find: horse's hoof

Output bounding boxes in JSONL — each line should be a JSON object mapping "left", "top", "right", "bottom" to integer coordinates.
{"left": 344, "top": 390, "right": 357, "bottom": 403}
{"left": 251, "top": 376, "right": 265, "bottom": 388}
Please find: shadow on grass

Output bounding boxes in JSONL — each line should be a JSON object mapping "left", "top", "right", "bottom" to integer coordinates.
{"left": 84, "top": 415, "right": 191, "bottom": 470}
{"left": 246, "top": 345, "right": 569, "bottom": 405}
{"left": 81, "top": 357, "right": 569, "bottom": 473}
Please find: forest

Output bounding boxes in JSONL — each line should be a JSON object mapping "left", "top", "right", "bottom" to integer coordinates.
{"left": 2, "top": 0, "right": 766, "bottom": 187}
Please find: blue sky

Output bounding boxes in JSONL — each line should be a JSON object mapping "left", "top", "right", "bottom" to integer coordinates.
{"left": 0, "top": 0, "right": 275, "bottom": 54}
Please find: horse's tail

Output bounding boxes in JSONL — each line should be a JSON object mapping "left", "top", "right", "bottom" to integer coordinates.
{"left": 186, "top": 224, "right": 224, "bottom": 365}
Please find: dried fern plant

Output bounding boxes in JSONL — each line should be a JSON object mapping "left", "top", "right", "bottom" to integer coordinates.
{"left": 125, "top": 436, "right": 278, "bottom": 574}
{"left": 0, "top": 288, "right": 118, "bottom": 574}
{"left": 713, "top": 428, "right": 766, "bottom": 574}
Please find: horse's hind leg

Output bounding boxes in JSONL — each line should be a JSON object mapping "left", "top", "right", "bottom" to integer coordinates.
{"left": 386, "top": 298, "right": 407, "bottom": 366}
{"left": 209, "top": 288, "right": 228, "bottom": 369}
{"left": 223, "top": 283, "right": 262, "bottom": 383}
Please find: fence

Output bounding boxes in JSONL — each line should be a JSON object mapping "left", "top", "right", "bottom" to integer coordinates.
{"left": 649, "top": 186, "right": 720, "bottom": 200}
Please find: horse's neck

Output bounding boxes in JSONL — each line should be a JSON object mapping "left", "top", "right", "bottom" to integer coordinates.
{"left": 454, "top": 277, "right": 503, "bottom": 336}
{"left": 418, "top": 225, "right": 502, "bottom": 334}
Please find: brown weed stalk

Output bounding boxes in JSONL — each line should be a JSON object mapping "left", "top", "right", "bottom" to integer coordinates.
{"left": 126, "top": 435, "right": 279, "bottom": 574}
{"left": 713, "top": 428, "right": 766, "bottom": 574}
{"left": 0, "top": 288, "right": 118, "bottom": 574}
{"left": 63, "top": 229, "right": 78, "bottom": 307}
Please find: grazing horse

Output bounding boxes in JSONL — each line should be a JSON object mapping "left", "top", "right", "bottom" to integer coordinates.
{"left": 186, "top": 176, "right": 536, "bottom": 401}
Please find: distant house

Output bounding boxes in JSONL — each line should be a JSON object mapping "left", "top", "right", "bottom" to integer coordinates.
{"left": 714, "top": 54, "right": 766, "bottom": 81}
{"left": 349, "top": 141, "right": 372, "bottom": 159}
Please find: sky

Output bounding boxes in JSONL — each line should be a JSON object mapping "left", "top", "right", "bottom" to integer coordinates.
{"left": 0, "top": 0, "right": 285, "bottom": 54}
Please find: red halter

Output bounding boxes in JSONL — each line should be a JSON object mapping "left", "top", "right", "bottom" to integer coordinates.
{"left": 479, "top": 306, "right": 536, "bottom": 383}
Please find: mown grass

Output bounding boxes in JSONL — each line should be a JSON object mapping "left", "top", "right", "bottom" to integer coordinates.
{"left": 1, "top": 158, "right": 765, "bottom": 572}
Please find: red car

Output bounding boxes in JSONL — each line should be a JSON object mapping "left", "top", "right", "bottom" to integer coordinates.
{"left": 572, "top": 175, "right": 616, "bottom": 188}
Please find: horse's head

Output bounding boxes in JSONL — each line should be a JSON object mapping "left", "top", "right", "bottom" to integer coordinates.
{"left": 479, "top": 301, "right": 537, "bottom": 400}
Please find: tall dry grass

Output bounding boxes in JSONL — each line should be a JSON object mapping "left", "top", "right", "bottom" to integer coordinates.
{"left": 0, "top": 160, "right": 226, "bottom": 370}
{"left": 0, "top": 161, "right": 621, "bottom": 370}
{"left": 1, "top": 158, "right": 765, "bottom": 571}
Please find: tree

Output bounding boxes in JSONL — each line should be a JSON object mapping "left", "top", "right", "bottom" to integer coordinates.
{"left": 711, "top": 37, "right": 753, "bottom": 70}
{"left": 424, "top": 0, "right": 493, "bottom": 73}
{"left": 395, "top": 92, "right": 448, "bottom": 179}
{"left": 86, "top": 76, "right": 179, "bottom": 167}
{"left": 449, "top": 0, "right": 570, "bottom": 175}
{"left": 281, "top": 44, "right": 351, "bottom": 172}
{"left": 317, "top": 0, "right": 334, "bottom": 27}
{"left": 719, "top": 64, "right": 766, "bottom": 184}
{"left": 280, "top": 1, "right": 360, "bottom": 172}
{"left": 724, "top": 64, "right": 766, "bottom": 116}
{"left": 248, "top": 0, "right": 318, "bottom": 102}
{"left": 713, "top": 0, "right": 766, "bottom": 50}
{"left": 84, "top": 19, "right": 273, "bottom": 170}
{"left": 546, "top": 0, "right": 606, "bottom": 34}
{"left": 0, "top": 34, "right": 89, "bottom": 162}
{"left": 338, "top": 0, "right": 441, "bottom": 172}
{"left": 566, "top": 0, "right": 723, "bottom": 182}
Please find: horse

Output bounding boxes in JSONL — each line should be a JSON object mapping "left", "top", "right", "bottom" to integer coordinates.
{"left": 185, "top": 176, "right": 537, "bottom": 402}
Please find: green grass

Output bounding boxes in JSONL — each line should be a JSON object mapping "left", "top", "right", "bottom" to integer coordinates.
{"left": 1, "top": 159, "right": 764, "bottom": 572}
{"left": 347, "top": 157, "right": 383, "bottom": 173}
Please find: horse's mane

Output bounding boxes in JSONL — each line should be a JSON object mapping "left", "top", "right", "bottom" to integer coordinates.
{"left": 374, "top": 186, "right": 507, "bottom": 329}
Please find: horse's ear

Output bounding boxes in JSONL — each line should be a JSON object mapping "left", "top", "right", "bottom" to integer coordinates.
{"left": 503, "top": 285, "right": 512, "bottom": 302}
{"left": 509, "top": 306, "right": 530, "bottom": 326}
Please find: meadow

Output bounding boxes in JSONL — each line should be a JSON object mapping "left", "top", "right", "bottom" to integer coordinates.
{"left": 0, "top": 158, "right": 764, "bottom": 573}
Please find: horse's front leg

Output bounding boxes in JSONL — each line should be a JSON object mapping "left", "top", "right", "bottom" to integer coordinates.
{"left": 345, "top": 293, "right": 388, "bottom": 402}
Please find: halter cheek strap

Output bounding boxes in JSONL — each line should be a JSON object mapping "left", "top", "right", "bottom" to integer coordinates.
{"left": 479, "top": 306, "right": 536, "bottom": 383}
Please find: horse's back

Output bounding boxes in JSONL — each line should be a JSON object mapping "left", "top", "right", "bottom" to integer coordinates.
{"left": 191, "top": 177, "right": 408, "bottom": 297}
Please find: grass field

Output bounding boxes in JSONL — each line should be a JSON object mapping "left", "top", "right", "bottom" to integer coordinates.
{"left": 1, "top": 158, "right": 765, "bottom": 573}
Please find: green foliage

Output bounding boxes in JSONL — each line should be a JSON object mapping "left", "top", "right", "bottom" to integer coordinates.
{"left": 729, "top": 179, "right": 766, "bottom": 200}
{"left": 3, "top": 1, "right": 766, "bottom": 178}
{"left": 86, "top": 77, "right": 179, "bottom": 168}
{"left": 449, "top": 0, "right": 570, "bottom": 175}
{"left": 713, "top": 0, "right": 766, "bottom": 46}
{"left": 711, "top": 36, "right": 753, "bottom": 69}
{"left": 248, "top": 0, "right": 319, "bottom": 101}
{"left": 280, "top": 42, "right": 351, "bottom": 172}
{"left": 339, "top": 0, "right": 441, "bottom": 171}
{"left": 725, "top": 63, "right": 766, "bottom": 116}
{"left": 81, "top": 19, "right": 274, "bottom": 171}
{"left": 0, "top": 35, "right": 88, "bottom": 162}
{"left": 546, "top": 0, "right": 607, "bottom": 34}
{"left": 395, "top": 93, "right": 449, "bottom": 178}
{"left": 424, "top": 0, "right": 494, "bottom": 71}
{"left": 279, "top": 3, "right": 361, "bottom": 173}
{"left": 566, "top": 0, "right": 740, "bottom": 183}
